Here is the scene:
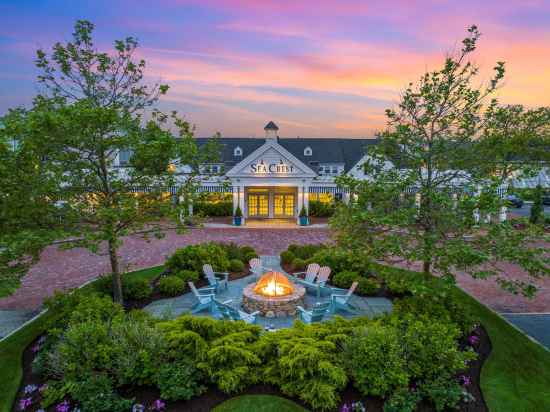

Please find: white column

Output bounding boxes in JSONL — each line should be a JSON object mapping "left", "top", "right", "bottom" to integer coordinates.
{"left": 303, "top": 186, "right": 309, "bottom": 211}
{"left": 239, "top": 185, "right": 246, "bottom": 222}
{"left": 232, "top": 186, "right": 239, "bottom": 214}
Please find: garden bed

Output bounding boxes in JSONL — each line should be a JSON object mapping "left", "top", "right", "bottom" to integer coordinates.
{"left": 13, "top": 324, "right": 491, "bottom": 411}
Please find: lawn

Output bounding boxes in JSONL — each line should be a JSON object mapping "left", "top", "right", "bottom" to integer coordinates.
{"left": 454, "top": 288, "right": 550, "bottom": 412}
{"left": 212, "top": 395, "right": 308, "bottom": 412}
{"left": 0, "top": 266, "right": 164, "bottom": 412}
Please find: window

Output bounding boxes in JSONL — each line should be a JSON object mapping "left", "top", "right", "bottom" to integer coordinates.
{"left": 318, "top": 163, "right": 343, "bottom": 176}
{"left": 304, "top": 146, "right": 312, "bottom": 156}
{"left": 234, "top": 146, "right": 242, "bottom": 157}
{"left": 118, "top": 149, "right": 133, "bottom": 166}
{"left": 202, "top": 164, "right": 223, "bottom": 174}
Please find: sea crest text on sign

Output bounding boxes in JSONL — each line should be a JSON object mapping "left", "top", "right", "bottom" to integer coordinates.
{"left": 250, "top": 159, "right": 294, "bottom": 174}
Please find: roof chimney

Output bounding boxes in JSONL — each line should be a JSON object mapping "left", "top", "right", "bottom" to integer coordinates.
{"left": 264, "top": 121, "right": 279, "bottom": 142}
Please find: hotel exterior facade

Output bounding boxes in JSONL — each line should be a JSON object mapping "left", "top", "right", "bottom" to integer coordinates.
{"left": 117, "top": 121, "right": 377, "bottom": 223}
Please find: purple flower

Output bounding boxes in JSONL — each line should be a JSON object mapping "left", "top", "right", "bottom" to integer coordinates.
{"left": 23, "top": 384, "right": 38, "bottom": 394}
{"left": 38, "top": 384, "right": 48, "bottom": 393}
{"left": 460, "top": 375, "right": 471, "bottom": 386}
{"left": 152, "top": 399, "right": 166, "bottom": 411}
{"left": 19, "top": 398, "right": 32, "bottom": 410}
{"left": 340, "top": 404, "right": 350, "bottom": 412}
{"left": 56, "top": 400, "right": 71, "bottom": 412}
{"left": 468, "top": 334, "right": 480, "bottom": 345}
{"left": 31, "top": 344, "right": 40, "bottom": 353}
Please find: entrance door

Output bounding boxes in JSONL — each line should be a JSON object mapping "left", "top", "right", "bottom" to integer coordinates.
{"left": 274, "top": 194, "right": 295, "bottom": 218}
{"left": 248, "top": 194, "right": 269, "bottom": 217}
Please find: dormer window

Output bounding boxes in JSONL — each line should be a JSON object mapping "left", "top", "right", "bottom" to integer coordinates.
{"left": 304, "top": 146, "right": 312, "bottom": 156}
{"left": 234, "top": 146, "right": 242, "bottom": 157}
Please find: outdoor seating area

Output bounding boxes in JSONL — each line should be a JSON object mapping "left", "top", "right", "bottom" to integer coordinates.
{"left": 145, "top": 256, "right": 392, "bottom": 329}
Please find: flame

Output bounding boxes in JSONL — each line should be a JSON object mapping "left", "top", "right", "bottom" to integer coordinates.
{"left": 254, "top": 271, "right": 293, "bottom": 297}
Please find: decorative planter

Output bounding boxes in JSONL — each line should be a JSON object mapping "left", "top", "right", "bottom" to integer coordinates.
{"left": 233, "top": 216, "right": 242, "bottom": 226}
{"left": 299, "top": 216, "right": 309, "bottom": 226}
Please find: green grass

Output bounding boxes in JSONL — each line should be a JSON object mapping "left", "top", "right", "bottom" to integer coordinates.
{"left": 0, "top": 278, "right": 21, "bottom": 298}
{"left": 0, "top": 266, "right": 164, "bottom": 412}
{"left": 454, "top": 288, "right": 550, "bottom": 412}
{"left": 212, "top": 395, "right": 308, "bottom": 412}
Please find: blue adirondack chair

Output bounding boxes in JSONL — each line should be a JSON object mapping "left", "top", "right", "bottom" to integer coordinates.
{"left": 214, "top": 299, "right": 259, "bottom": 324}
{"left": 249, "top": 258, "right": 265, "bottom": 283}
{"left": 298, "top": 266, "right": 331, "bottom": 297}
{"left": 329, "top": 281, "right": 358, "bottom": 314}
{"left": 203, "top": 264, "right": 229, "bottom": 292}
{"left": 292, "top": 263, "right": 320, "bottom": 285}
{"left": 188, "top": 282, "right": 216, "bottom": 314}
{"left": 297, "top": 302, "right": 331, "bottom": 323}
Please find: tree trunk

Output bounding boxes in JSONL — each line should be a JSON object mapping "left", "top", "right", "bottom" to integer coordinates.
{"left": 423, "top": 259, "right": 431, "bottom": 275}
{"left": 108, "top": 239, "right": 124, "bottom": 304}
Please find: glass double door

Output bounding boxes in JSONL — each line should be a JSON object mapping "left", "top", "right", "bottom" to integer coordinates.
{"left": 248, "top": 193, "right": 269, "bottom": 217}
{"left": 274, "top": 193, "right": 295, "bottom": 218}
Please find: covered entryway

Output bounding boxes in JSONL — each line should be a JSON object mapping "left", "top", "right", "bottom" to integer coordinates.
{"left": 245, "top": 187, "right": 298, "bottom": 219}
{"left": 247, "top": 191, "right": 269, "bottom": 218}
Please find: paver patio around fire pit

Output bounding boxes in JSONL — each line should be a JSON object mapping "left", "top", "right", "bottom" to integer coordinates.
{"left": 144, "top": 256, "right": 393, "bottom": 328}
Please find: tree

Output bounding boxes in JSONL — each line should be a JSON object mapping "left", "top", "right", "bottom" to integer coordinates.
{"left": 2, "top": 20, "right": 219, "bottom": 303}
{"left": 0, "top": 111, "right": 67, "bottom": 296}
{"left": 530, "top": 185, "right": 544, "bottom": 224}
{"left": 333, "top": 26, "right": 549, "bottom": 296}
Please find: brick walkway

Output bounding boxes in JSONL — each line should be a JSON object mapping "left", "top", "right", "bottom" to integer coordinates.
{"left": 0, "top": 227, "right": 548, "bottom": 314}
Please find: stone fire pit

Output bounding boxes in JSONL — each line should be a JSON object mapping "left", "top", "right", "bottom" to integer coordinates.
{"left": 242, "top": 271, "right": 305, "bottom": 317}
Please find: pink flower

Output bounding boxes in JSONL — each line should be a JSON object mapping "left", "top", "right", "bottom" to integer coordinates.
{"left": 468, "top": 334, "right": 479, "bottom": 345}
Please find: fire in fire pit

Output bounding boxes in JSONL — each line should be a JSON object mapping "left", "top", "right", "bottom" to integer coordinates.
{"left": 254, "top": 271, "right": 293, "bottom": 297}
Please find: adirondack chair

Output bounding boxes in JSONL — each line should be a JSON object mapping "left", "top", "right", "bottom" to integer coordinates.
{"left": 249, "top": 258, "right": 265, "bottom": 283}
{"left": 313, "top": 266, "right": 332, "bottom": 297}
{"left": 214, "top": 299, "right": 260, "bottom": 324}
{"left": 188, "top": 282, "right": 216, "bottom": 314}
{"left": 202, "top": 264, "right": 229, "bottom": 292}
{"left": 329, "top": 281, "right": 358, "bottom": 314}
{"left": 292, "top": 263, "right": 320, "bottom": 284}
{"left": 297, "top": 302, "right": 331, "bottom": 324}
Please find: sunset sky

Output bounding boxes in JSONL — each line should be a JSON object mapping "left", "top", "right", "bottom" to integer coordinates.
{"left": 1, "top": 0, "right": 549, "bottom": 138}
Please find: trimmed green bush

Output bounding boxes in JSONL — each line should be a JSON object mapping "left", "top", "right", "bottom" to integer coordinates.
{"left": 308, "top": 200, "right": 335, "bottom": 217}
{"left": 240, "top": 245, "right": 256, "bottom": 257}
{"left": 244, "top": 251, "right": 258, "bottom": 262}
{"left": 332, "top": 271, "right": 358, "bottom": 289}
{"left": 122, "top": 277, "right": 152, "bottom": 300}
{"left": 280, "top": 250, "right": 295, "bottom": 265}
{"left": 357, "top": 277, "right": 380, "bottom": 295}
{"left": 155, "top": 358, "right": 206, "bottom": 401}
{"left": 292, "top": 258, "right": 306, "bottom": 271}
{"left": 229, "top": 259, "right": 245, "bottom": 273}
{"left": 194, "top": 201, "right": 233, "bottom": 217}
{"left": 166, "top": 243, "right": 230, "bottom": 274}
{"left": 158, "top": 275, "right": 185, "bottom": 296}
{"left": 174, "top": 269, "right": 199, "bottom": 283}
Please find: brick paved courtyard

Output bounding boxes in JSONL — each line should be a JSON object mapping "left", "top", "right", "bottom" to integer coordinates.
{"left": 0, "top": 227, "right": 548, "bottom": 314}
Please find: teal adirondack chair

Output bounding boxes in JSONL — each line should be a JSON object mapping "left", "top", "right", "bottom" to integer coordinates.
{"left": 214, "top": 299, "right": 260, "bottom": 324}
{"left": 249, "top": 258, "right": 265, "bottom": 283}
{"left": 297, "top": 302, "right": 331, "bottom": 323}
{"left": 203, "top": 264, "right": 229, "bottom": 292}
{"left": 292, "top": 263, "right": 320, "bottom": 285}
{"left": 188, "top": 282, "right": 216, "bottom": 314}
{"left": 297, "top": 266, "right": 331, "bottom": 298}
{"left": 329, "top": 281, "right": 358, "bottom": 314}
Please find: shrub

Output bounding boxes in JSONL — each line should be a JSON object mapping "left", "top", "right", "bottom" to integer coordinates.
{"left": 218, "top": 242, "right": 242, "bottom": 261}
{"left": 194, "top": 201, "right": 233, "bottom": 217}
{"left": 384, "top": 387, "right": 421, "bottom": 412}
{"left": 280, "top": 250, "right": 295, "bottom": 265}
{"left": 292, "top": 258, "right": 306, "bottom": 271}
{"left": 419, "top": 377, "right": 465, "bottom": 412}
{"left": 165, "top": 243, "right": 230, "bottom": 274}
{"left": 70, "top": 374, "right": 133, "bottom": 412}
{"left": 332, "top": 271, "right": 359, "bottom": 289}
{"left": 244, "top": 251, "right": 258, "bottom": 262}
{"left": 311, "top": 248, "right": 370, "bottom": 274}
{"left": 123, "top": 278, "right": 152, "bottom": 301}
{"left": 345, "top": 324, "right": 409, "bottom": 397}
{"left": 309, "top": 200, "right": 335, "bottom": 217}
{"left": 174, "top": 269, "right": 199, "bottom": 283}
{"left": 357, "top": 277, "right": 380, "bottom": 295}
{"left": 240, "top": 245, "right": 256, "bottom": 258}
{"left": 289, "top": 244, "right": 325, "bottom": 260}
{"left": 229, "top": 259, "right": 245, "bottom": 273}
{"left": 155, "top": 358, "right": 206, "bottom": 401}
{"left": 158, "top": 276, "right": 185, "bottom": 296}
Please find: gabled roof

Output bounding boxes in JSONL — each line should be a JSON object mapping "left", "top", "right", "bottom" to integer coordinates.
{"left": 194, "top": 137, "right": 378, "bottom": 173}
{"left": 264, "top": 121, "right": 279, "bottom": 131}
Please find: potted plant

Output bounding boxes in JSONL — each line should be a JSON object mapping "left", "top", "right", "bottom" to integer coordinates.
{"left": 299, "top": 205, "right": 309, "bottom": 226}
{"left": 233, "top": 205, "right": 243, "bottom": 226}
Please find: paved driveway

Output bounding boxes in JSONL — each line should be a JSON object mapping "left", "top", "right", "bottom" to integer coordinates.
{"left": 502, "top": 314, "right": 550, "bottom": 350}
